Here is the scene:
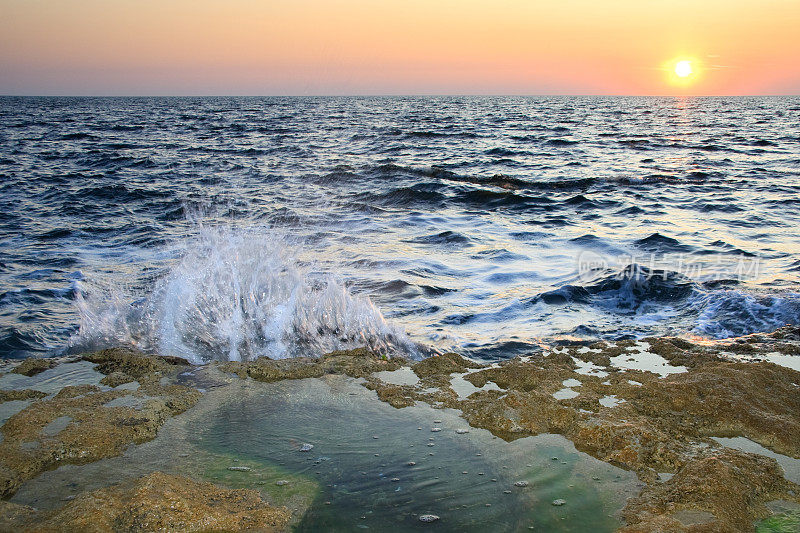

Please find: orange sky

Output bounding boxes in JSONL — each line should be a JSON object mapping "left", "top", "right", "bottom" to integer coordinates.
{"left": 1, "top": 0, "right": 798, "bottom": 95}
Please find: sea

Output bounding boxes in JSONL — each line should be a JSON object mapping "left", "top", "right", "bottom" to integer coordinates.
{"left": 1, "top": 96, "right": 799, "bottom": 363}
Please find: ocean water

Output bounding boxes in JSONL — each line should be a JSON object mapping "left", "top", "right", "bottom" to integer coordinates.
{"left": 1, "top": 96, "right": 799, "bottom": 362}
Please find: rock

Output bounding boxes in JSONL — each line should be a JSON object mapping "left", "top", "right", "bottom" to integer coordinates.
{"left": 620, "top": 448, "right": 796, "bottom": 532}
{"left": 221, "top": 347, "right": 402, "bottom": 384}
{"left": 419, "top": 514, "right": 440, "bottom": 523}
{"left": 552, "top": 499, "right": 566, "bottom": 506}
{"left": 100, "top": 371, "right": 136, "bottom": 387}
{"left": 82, "top": 347, "right": 187, "bottom": 384}
{"left": 0, "top": 472, "right": 291, "bottom": 531}
{"left": 11, "top": 358, "right": 58, "bottom": 377}
{"left": 0, "top": 389, "right": 47, "bottom": 402}
{"left": 0, "top": 362, "right": 200, "bottom": 498}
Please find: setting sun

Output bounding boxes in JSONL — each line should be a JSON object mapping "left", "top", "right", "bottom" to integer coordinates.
{"left": 675, "top": 60, "right": 693, "bottom": 78}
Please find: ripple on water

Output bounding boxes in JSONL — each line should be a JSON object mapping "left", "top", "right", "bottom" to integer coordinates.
{"left": 193, "top": 376, "right": 639, "bottom": 532}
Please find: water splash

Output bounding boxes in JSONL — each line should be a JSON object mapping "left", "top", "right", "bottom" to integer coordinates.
{"left": 72, "top": 227, "right": 418, "bottom": 363}
{"left": 692, "top": 290, "right": 800, "bottom": 339}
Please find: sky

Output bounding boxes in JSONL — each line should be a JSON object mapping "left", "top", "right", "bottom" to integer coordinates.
{"left": 1, "top": 0, "right": 798, "bottom": 96}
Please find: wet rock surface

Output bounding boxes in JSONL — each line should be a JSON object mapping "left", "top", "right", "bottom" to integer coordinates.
{"left": 0, "top": 472, "right": 291, "bottom": 532}
{"left": 0, "top": 390, "right": 46, "bottom": 403}
{"left": 0, "top": 331, "right": 798, "bottom": 531}
{"left": 359, "top": 327, "right": 800, "bottom": 531}
{"left": 221, "top": 347, "right": 402, "bottom": 383}
{"left": 10, "top": 359, "right": 59, "bottom": 377}
{"left": 0, "top": 349, "right": 200, "bottom": 499}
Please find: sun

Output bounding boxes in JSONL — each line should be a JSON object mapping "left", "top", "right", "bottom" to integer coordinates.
{"left": 674, "top": 60, "right": 693, "bottom": 78}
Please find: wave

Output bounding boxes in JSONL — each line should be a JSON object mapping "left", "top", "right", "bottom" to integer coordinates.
{"left": 407, "top": 231, "right": 471, "bottom": 246}
{"left": 71, "top": 227, "right": 418, "bottom": 363}
{"left": 533, "top": 264, "right": 695, "bottom": 312}
{"left": 634, "top": 232, "right": 695, "bottom": 253}
{"left": 693, "top": 290, "right": 800, "bottom": 338}
{"left": 531, "top": 264, "right": 800, "bottom": 339}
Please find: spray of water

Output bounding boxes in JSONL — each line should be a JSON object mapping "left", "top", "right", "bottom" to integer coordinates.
{"left": 72, "top": 226, "right": 418, "bottom": 363}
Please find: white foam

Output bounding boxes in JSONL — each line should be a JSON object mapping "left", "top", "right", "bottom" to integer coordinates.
{"left": 72, "top": 227, "right": 416, "bottom": 363}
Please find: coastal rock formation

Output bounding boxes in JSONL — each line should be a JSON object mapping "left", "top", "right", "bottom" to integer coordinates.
{"left": 358, "top": 327, "right": 800, "bottom": 531}
{"left": 0, "top": 331, "right": 798, "bottom": 531}
{"left": 0, "top": 390, "right": 47, "bottom": 403}
{"left": 620, "top": 449, "right": 793, "bottom": 532}
{"left": 221, "top": 347, "right": 402, "bottom": 382}
{"left": 0, "top": 472, "right": 291, "bottom": 532}
{"left": 10, "top": 359, "right": 59, "bottom": 377}
{"left": 0, "top": 350, "right": 200, "bottom": 498}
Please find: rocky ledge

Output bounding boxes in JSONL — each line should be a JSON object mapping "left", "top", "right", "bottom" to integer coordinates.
{"left": 217, "top": 327, "right": 800, "bottom": 531}
{"left": 0, "top": 328, "right": 798, "bottom": 531}
{"left": 0, "top": 472, "right": 291, "bottom": 532}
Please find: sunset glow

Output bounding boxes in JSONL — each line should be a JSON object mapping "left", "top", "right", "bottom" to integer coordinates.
{"left": 0, "top": 0, "right": 798, "bottom": 95}
{"left": 675, "top": 60, "right": 693, "bottom": 78}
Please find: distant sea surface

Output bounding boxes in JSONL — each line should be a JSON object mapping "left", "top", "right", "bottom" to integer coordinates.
{"left": 1, "top": 96, "right": 799, "bottom": 362}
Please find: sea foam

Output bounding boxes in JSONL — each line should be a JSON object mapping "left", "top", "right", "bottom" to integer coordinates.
{"left": 72, "top": 227, "right": 417, "bottom": 363}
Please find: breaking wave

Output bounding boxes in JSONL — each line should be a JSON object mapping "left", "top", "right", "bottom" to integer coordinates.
{"left": 71, "top": 227, "right": 418, "bottom": 363}
{"left": 692, "top": 290, "right": 800, "bottom": 339}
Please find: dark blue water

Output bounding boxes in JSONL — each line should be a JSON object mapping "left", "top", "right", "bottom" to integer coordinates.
{"left": 1, "top": 96, "right": 799, "bottom": 362}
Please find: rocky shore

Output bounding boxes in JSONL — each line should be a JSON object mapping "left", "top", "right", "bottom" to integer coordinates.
{"left": 0, "top": 328, "right": 799, "bottom": 531}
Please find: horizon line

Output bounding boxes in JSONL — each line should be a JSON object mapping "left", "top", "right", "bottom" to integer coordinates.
{"left": 2, "top": 93, "right": 799, "bottom": 98}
